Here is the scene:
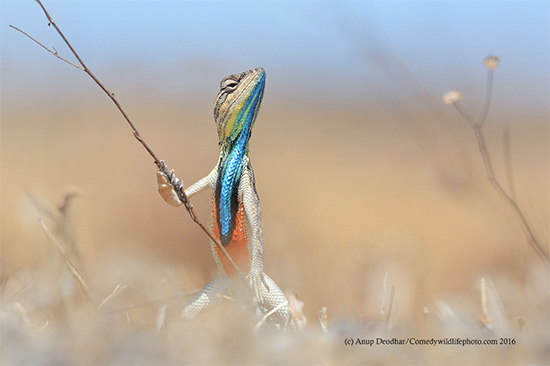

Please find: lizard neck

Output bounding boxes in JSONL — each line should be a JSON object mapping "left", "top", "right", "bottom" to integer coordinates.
{"left": 215, "top": 126, "right": 251, "bottom": 247}
{"left": 212, "top": 67, "right": 265, "bottom": 247}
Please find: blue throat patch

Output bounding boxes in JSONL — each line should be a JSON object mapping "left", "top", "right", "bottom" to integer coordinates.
{"left": 215, "top": 75, "right": 264, "bottom": 246}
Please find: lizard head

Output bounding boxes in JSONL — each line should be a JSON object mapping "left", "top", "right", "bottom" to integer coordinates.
{"left": 214, "top": 68, "right": 265, "bottom": 152}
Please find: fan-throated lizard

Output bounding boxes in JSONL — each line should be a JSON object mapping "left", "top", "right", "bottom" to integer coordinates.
{"left": 156, "top": 68, "right": 293, "bottom": 328}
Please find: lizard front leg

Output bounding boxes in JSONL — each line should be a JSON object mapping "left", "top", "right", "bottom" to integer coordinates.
{"left": 157, "top": 165, "right": 218, "bottom": 206}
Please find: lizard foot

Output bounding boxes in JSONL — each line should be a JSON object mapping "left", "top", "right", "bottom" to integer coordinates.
{"left": 157, "top": 168, "right": 183, "bottom": 207}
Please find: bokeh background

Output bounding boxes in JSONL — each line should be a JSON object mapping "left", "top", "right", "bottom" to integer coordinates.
{"left": 1, "top": 1, "right": 548, "bottom": 364}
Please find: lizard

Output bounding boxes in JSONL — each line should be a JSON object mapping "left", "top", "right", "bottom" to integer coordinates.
{"left": 156, "top": 67, "right": 294, "bottom": 328}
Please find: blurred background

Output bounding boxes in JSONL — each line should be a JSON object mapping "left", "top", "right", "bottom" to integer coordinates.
{"left": 1, "top": 1, "right": 548, "bottom": 363}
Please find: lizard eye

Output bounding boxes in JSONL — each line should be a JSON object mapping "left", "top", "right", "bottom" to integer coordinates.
{"left": 220, "top": 78, "right": 239, "bottom": 91}
{"left": 220, "top": 71, "right": 246, "bottom": 91}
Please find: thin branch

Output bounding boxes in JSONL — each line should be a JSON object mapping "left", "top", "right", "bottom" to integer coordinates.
{"left": 8, "top": 276, "right": 36, "bottom": 301}
{"left": 33, "top": 0, "right": 161, "bottom": 166}
{"left": 107, "top": 290, "right": 199, "bottom": 314}
{"left": 254, "top": 301, "right": 287, "bottom": 331}
{"left": 471, "top": 116, "right": 548, "bottom": 263}
{"left": 156, "top": 305, "right": 168, "bottom": 335}
{"left": 27, "top": 188, "right": 84, "bottom": 269}
{"left": 451, "top": 69, "right": 549, "bottom": 263}
{"left": 318, "top": 306, "right": 328, "bottom": 333}
{"left": 39, "top": 218, "right": 94, "bottom": 302}
{"left": 384, "top": 284, "right": 395, "bottom": 329}
{"left": 98, "top": 284, "right": 127, "bottom": 309}
{"left": 503, "top": 124, "right": 517, "bottom": 201}
{"left": 9, "top": 25, "right": 83, "bottom": 70}
{"left": 380, "top": 271, "right": 388, "bottom": 321}
{"left": 453, "top": 101, "right": 476, "bottom": 129}
{"left": 13, "top": 0, "right": 245, "bottom": 279}
{"left": 478, "top": 69, "right": 494, "bottom": 127}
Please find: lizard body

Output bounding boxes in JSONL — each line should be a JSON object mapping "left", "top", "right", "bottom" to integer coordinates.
{"left": 157, "top": 68, "right": 293, "bottom": 328}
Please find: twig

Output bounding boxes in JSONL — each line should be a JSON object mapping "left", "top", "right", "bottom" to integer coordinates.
{"left": 32, "top": 1, "right": 160, "bottom": 164}
{"left": 12, "top": 0, "right": 245, "bottom": 278}
{"left": 39, "top": 218, "right": 94, "bottom": 302}
{"left": 480, "top": 278, "right": 489, "bottom": 326}
{"left": 27, "top": 189, "right": 84, "bottom": 269}
{"left": 254, "top": 301, "right": 287, "bottom": 331}
{"left": 453, "top": 102, "right": 477, "bottom": 129}
{"left": 156, "top": 305, "right": 168, "bottom": 335}
{"left": 319, "top": 306, "right": 328, "bottom": 333}
{"left": 503, "top": 124, "right": 517, "bottom": 201}
{"left": 98, "top": 283, "right": 127, "bottom": 309}
{"left": 8, "top": 277, "right": 36, "bottom": 301}
{"left": 107, "top": 290, "right": 199, "bottom": 314}
{"left": 478, "top": 69, "right": 494, "bottom": 127}
{"left": 454, "top": 101, "right": 549, "bottom": 263}
{"left": 446, "top": 58, "right": 549, "bottom": 263}
{"left": 384, "top": 284, "right": 395, "bottom": 329}
{"left": 9, "top": 25, "right": 83, "bottom": 70}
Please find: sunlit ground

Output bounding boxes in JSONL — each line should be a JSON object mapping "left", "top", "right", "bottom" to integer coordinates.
{"left": 2, "top": 88, "right": 548, "bottom": 363}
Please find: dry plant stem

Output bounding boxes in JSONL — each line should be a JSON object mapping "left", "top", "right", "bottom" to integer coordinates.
{"left": 254, "top": 302, "right": 287, "bottom": 331}
{"left": 98, "top": 284, "right": 127, "bottom": 309}
{"left": 9, "top": 25, "right": 82, "bottom": 70}
{"left": 503, "top": 124, "right": 517, "bottom": 201}
{"left": 156, "top": 306, "right": 168, "bottom": 335}
{"left": 478, "top": 69, "right": 494, "bottom": 127}
{"left": 384, "top": 284, "right": 395, "bottom": 329}
{"left": 453, "top": 98, "right": 549, "bottom": 263}
{"left": 14, "top": 0, "right": 244, "bottom": 278}
{"left": 32, "top": 1, "right": 160, "bottom": 164}
{"left": 39, "top": 218, "right": 94, "bottom": 302}
{"left": 380, "top": 272, "right": 388, "bottom": 320}
{"left": 109, "top": 290, "right": 199, "bottom": 314}
{"left": 480, "top": 278, "right": 489, "bottom": 324}
{"left": 8, "top": 277, "right": 36, "bottom": 302}
{"left": 319, "top": 306, "right": 328, "bottom": 333}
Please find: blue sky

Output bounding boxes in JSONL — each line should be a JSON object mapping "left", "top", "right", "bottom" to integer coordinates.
{"left": 2, "top": 1, "right": 549, "bottom": 116}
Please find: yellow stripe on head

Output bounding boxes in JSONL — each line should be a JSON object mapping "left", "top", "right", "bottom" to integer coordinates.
{"left": 213, "top": 68, "right": 265, "bottom": 152}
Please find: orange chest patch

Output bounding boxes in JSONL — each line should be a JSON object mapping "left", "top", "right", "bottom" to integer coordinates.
{"left": 211, "top": 197, "right": 250, "bottom": 277}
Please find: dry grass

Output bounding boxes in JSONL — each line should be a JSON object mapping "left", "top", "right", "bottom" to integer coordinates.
{"left": 1, "top": 88, "right": 549, "bottom": 364}
{"left": 1, "top": 240, "right": 548, "bottom": 364}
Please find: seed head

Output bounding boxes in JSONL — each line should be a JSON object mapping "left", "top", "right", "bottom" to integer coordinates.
{"left": 443, "top": 90, "right": 462, "bottom": 105}
{"left": 484, "top": 56, "right": 500, "bottom": 70}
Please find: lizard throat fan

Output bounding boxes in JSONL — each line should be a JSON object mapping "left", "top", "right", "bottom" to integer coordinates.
{"left": 213, "top": 68, "right": 265, "bottom": 246}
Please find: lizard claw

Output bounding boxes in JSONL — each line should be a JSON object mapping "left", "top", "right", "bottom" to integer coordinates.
{"left": 248, "top": 272, "right": 268, "bottom": 305}
{"left": 261, "top": 273, "right": 270, "bottom": 292}
{"left": 157, "top": 168, "right": 184, "bottom": 207}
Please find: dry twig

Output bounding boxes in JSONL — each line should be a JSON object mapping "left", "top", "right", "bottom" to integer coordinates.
{"left": 98, "top": 284, "right": 127, "bottom": 309}
{"left": 318, "top": 306, "right": 328, "bottom": 333}
{"left": 444, "top": 56, "right": 549, "bottom": 263}
{"left": 11, "top": 0, "right": 244, "bottom": 278}
{"left": 384, "top": 284, "right": 396, "bottom": 329}
{"left": 38, "top": 218, "right": 93, "bottom": 301}
{"left": 254, "top": 302, "right": 287, "bottom": 331}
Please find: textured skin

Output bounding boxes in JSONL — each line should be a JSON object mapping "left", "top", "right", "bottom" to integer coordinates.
{"left": 158, "top": 68, "right": 293, "bottom": 328}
